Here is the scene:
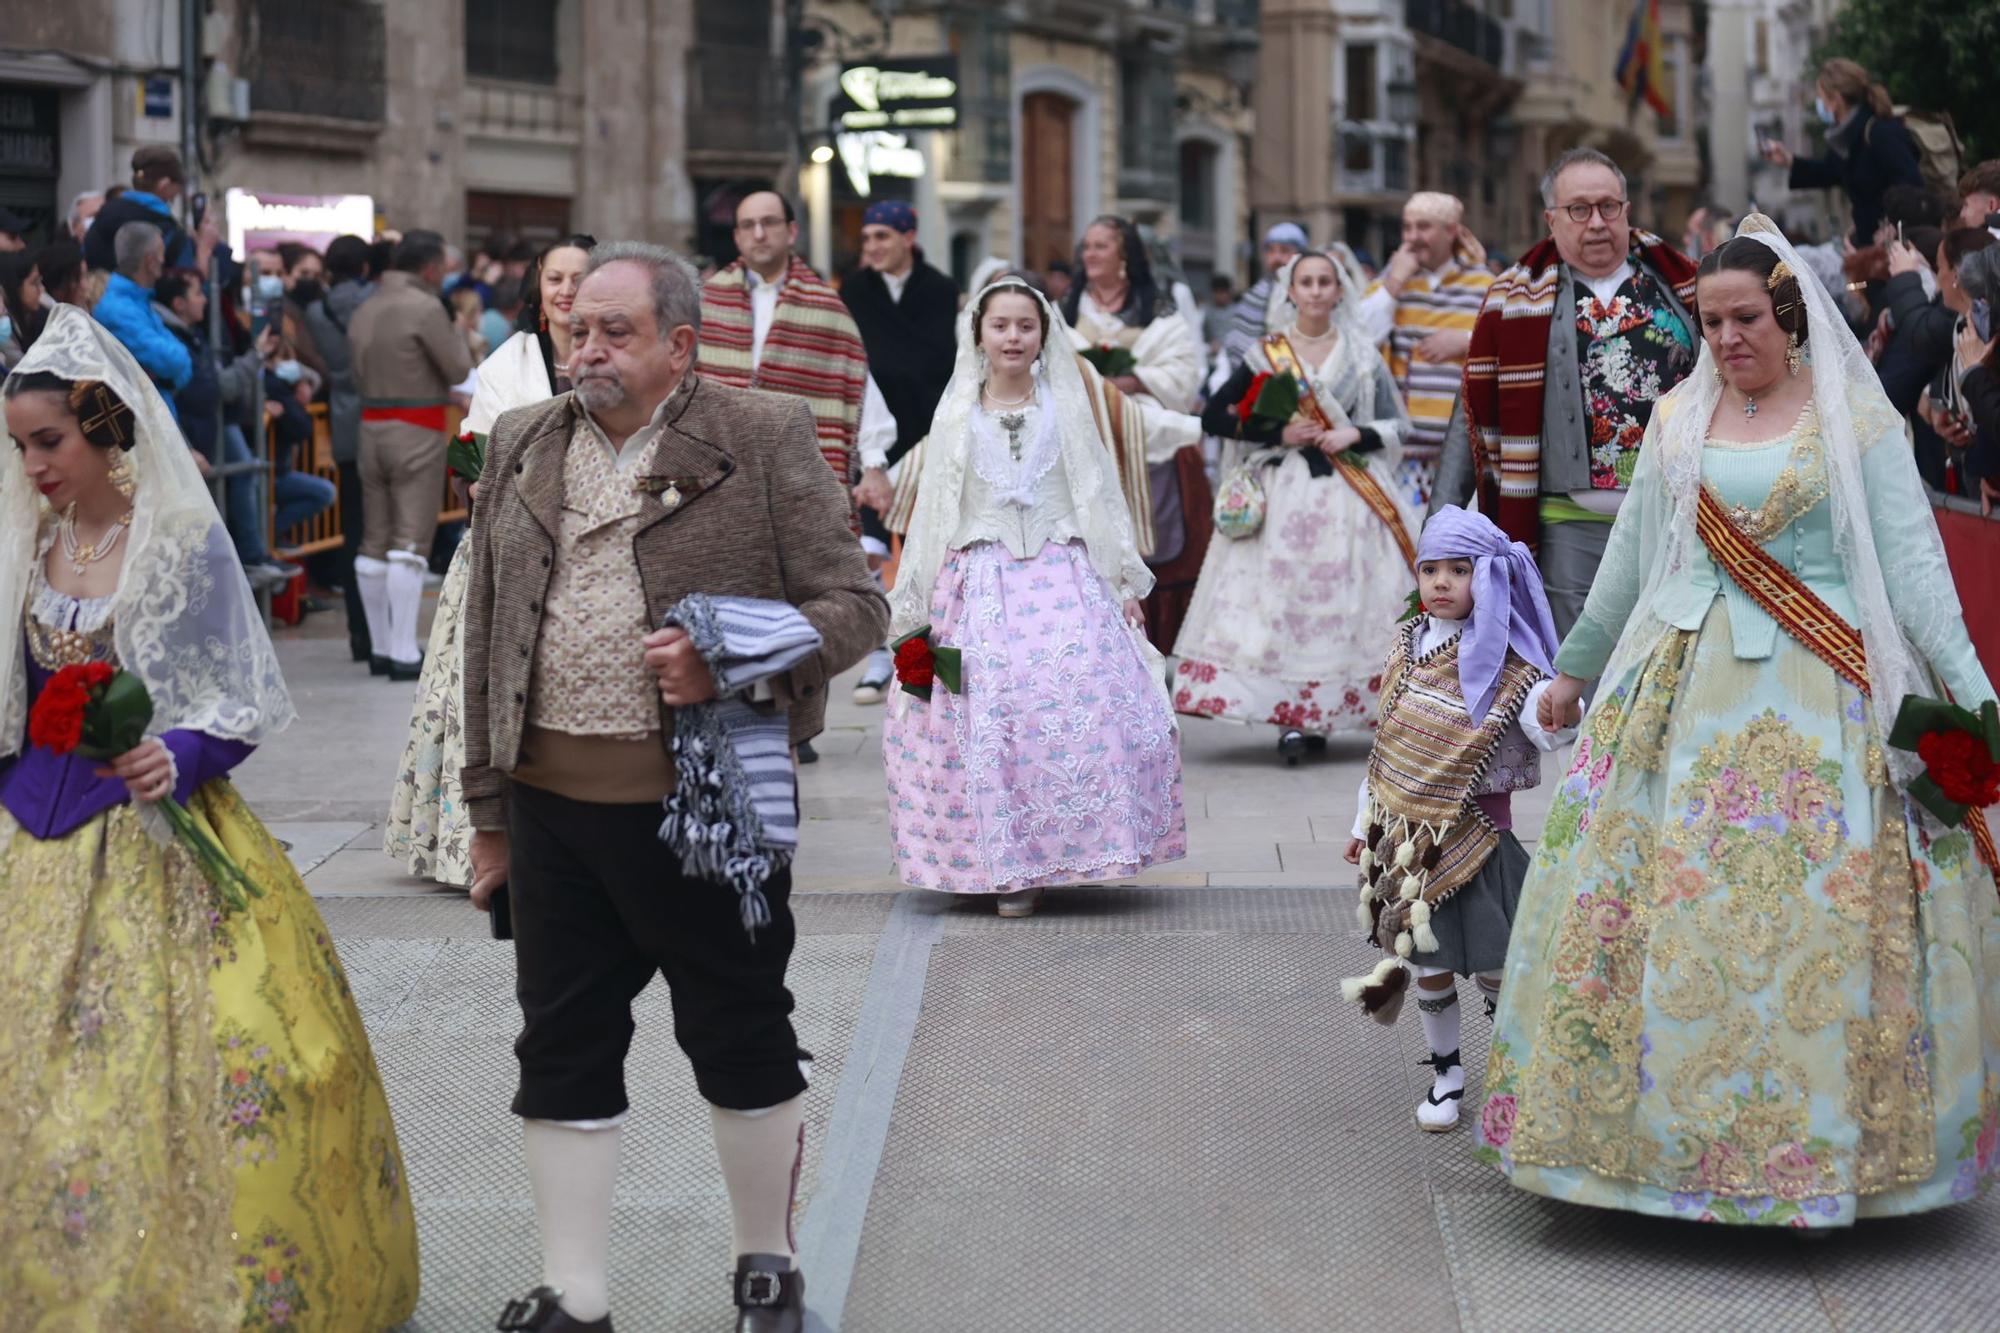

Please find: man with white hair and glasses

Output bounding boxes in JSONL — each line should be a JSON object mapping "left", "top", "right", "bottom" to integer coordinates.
{"left": 1429, "top": 147, "right": 1701, "bottom": 636}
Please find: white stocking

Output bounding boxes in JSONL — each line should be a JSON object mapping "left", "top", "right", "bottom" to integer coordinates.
{"left": 384, "top": 549, "right": 427, "bottom": 665}
{"left": 522, "top": 1119, "right": 623, "bottom": 1321}
{"left": 710, "top": 1094, "right": 806, "bottom": 1263}
{"left": 353, "top": 553, "right": 390, "bottom": 655}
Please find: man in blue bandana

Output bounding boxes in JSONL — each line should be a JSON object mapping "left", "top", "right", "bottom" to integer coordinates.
{"left": 842, "top": 200, "right": 961, "bottom": 704}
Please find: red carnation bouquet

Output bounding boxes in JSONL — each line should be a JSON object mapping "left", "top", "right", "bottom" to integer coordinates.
{"left": 890, "top": 627, "right": 963, "bottom": 702}
{"left": 445, "top": 430, "right": 486, "bottom": 484}
{"left": 28, "top": 663, "right": 264, "bottom": 914}
{"left": 1234, "top": 370, "right": 1301, "bottom": 427}
{"left": 1889, "top": 695, "right": 2000, "bottom": 826}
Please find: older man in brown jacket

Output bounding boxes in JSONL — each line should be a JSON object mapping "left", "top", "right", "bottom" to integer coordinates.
{"left": 348, "top": 228, "right": 473, "bottom": 678}
{"left": 462, "top": 242, "right": 885, "bottom": 1333}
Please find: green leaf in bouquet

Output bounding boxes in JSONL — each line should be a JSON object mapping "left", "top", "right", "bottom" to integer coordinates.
{"left": 1251, "top": 371, "right": 1302, "bottom": 424}
{"left": 933, "top": 645, "right": 963, "bottom": 694}
{"left": 1081, "top": 345, "right": 1138, "bottom": 379}
{"left": 1398, "top": 588, "right": 1425, "bottom": 623}
{"left": 1906, "top": 772, "right": 1973, "bottom": 828}
{"left": 75, "top": 670, "right": 155, "bottom": 761}
{"left": 1888, "top": 693, "right": 1980, "bottom": 753}
{"left": 446, "top": 432, "right": 488, "bottom": 484}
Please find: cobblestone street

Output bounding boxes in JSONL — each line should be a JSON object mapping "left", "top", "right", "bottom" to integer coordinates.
{"left": 261, "top": 610, "right": 2000, "bottom": 1333}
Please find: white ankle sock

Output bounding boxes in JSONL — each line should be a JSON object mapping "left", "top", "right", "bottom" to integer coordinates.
{"left": 384, "top": 550, "right": 427, "bottom": 665}
{"left": 522, "top": 1119, "right": 622, "bottom": 1322}
{"left": 710, "top": 1095, "right": 806, "bottom": 1262}
{"left": 1417, "top": 986, "right": 1464, "bottom": 1093}
{"left": 354, "top": 554, "right": 390, "bottom": 654}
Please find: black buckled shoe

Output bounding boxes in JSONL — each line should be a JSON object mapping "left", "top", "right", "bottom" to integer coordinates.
{"left": 495, "top": 1285, "right": 613, "bottom": 1332}
{"left": 732, "top": 1256, "right": 805, "bottom": 1333}
{"left": 369, "top": 654, "right": 391, "bottom": 676}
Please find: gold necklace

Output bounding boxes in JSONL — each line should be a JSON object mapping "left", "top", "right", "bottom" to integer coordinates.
{"left": 58, "top": 504, "right": 134, "bottom": 575}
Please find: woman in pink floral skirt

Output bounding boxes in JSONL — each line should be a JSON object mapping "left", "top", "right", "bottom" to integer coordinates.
{"left": 882, "top": 278, "right": 1187, "bottom": 916}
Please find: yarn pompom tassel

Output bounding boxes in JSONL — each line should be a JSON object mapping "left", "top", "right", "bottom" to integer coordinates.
{"left": 1340, "top": 955, "right": 1401, "bottom": 1003}
{"left": 1399, "top": 873, "right": 1424, "bottom": 901}
{"left": 1355, "top": 887, "right": 1377, "bottom": 930}
{"left": 1394, "top": 929, "right": 1415, "bottom": 958}
{"left": 1409, "top": 899, "right": 1439, "bottom": 954}
{"left": 1395, "top": 841, "right": 1417, "bottom": 869}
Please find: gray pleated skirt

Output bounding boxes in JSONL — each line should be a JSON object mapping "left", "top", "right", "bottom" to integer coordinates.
{"left": 1409, "top": 831, "right": 1527, "bottom": 976}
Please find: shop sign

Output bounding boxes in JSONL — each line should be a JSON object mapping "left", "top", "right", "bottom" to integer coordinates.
{"left": 835, "top": 130, "right": 925, "bottom": 197}
{"left": 835, "top": 56, "right": 959, "bottom": 132}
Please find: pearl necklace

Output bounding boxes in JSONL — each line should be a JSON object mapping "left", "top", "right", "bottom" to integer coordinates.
{"left": 59, "top": 505, "right": 134, "bottom": 575}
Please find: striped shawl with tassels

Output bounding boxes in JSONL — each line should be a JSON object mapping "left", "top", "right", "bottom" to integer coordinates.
{"left": 699, "top": 255, "right": 868, "bottom": 488}
{"left": 1354, "top": 621, "right": 1544, "bottom": 961}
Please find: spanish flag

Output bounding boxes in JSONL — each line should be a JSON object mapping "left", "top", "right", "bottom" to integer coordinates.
{"left": 1615, "top": 0, "right": 1673, "bottom": 120}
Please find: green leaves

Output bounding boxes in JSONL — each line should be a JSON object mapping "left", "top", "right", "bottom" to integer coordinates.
{"left": 74, "top": 669, "right": 153, "bottom": 761}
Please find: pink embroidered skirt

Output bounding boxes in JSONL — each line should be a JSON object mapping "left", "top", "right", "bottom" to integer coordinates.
{"left": 883, "top": 541, "right": 1188, "bottom": 894}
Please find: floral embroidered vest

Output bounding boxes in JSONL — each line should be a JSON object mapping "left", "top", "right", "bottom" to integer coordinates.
{"left": 1574, "top": 268, "right": 1696, "bottom": 490}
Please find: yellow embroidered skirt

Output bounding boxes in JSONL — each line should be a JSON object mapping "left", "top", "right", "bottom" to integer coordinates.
{"left": 1480, "top": 600, "right": 2000, "bottom": 1226}
{"left": 0, "top": 781, "right": 419, "bottom": 1329}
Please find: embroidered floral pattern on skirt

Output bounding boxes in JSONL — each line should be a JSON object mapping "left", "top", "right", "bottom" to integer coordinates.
{"left": 1478, "top": 601, "right": 2000, "bottom": 1227}
{"left": 384, "top": 537, "right": 472, "bottom": 886}
{"left": 884, "top": 541, "right": 1187, "bottom": 893}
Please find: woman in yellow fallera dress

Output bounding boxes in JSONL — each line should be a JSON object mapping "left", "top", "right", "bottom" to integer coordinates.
{"left": 0, "top": 307, "right": 418, "bottom": 1328}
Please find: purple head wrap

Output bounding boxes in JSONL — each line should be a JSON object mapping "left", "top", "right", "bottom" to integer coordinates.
{"left": 1417, "top": 505, "right": 1561, "bottom": 724}
{"left": 862, "top": 201, "right": 918, "bottom": 234}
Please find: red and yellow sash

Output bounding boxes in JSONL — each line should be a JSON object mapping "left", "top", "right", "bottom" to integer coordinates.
{"left": 1262, "top": 333, "right": 1417, "bottom": 571}
{"left": 1695, "top": 485, "right": 2000, "bottom": 880}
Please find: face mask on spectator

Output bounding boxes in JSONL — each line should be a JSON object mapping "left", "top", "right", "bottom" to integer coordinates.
{"left": 290, "top": 278, "right": 324, "bottom": 306}
{"left": 255, "top": 274, "right": 284, "bottom": 301}
{"left": 0, "top": 315, "right": 11, "bottom": 345}
{"left": 1815, "top": 97, "right": 1836, "bottom": 126}
{"left": 272, "top": 358, "right": 303, "bottom": 384}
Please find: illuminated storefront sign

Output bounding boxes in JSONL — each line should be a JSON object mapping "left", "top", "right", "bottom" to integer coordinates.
{"left": 835, "top": 56, "right": 959, "bottom": 132}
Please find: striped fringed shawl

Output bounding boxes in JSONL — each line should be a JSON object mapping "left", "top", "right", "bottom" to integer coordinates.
{"left": 699, "top": 256, "right": 868, "bottom": 486}
{"left": 655, "top": 594, "right": 823, "bottom": 936}
{"left": 1460, "top": 230, "right": 1697, "bottom": 545}
{"left": 881, "top": 352, "right": 1158, "bottom": 556}
{"left": 1355, "top": 622, "right": 1542, "bottom": 960}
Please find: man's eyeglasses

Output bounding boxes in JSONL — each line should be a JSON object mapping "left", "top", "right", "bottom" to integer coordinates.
{"left": 1558, "top": 200, "right": 1629, "bottom": 224}
{"left": 736, "top": 216, "right": 788, "bottom": 235}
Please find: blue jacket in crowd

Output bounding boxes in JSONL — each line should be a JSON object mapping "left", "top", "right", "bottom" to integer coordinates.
{"left": 94, "top": 272, "right": 193, "bottom": 409}
{"left": 82, "top": 189, "right": 198, "bottom": 274}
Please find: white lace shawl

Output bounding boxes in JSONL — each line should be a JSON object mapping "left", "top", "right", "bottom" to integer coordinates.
{"left": 1579, "top": 214, "right": 1972, "bottom": 791}
{"left": 889, "top": 279, "right": 1153, "bottom": 637}
{"left": 1, "top": 306, "right": 295, "bottom": 761}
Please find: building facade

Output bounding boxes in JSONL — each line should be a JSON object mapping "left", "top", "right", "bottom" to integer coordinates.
{"left": 1253, "top": 0, "right": 1698, "bottom": 264}
{"left": 1, "top": 0, "right": 730, "bottom": 258}
{"left": 1706, "top": 0, "right": 1846, "bottom": 243}
{"left": 793, "top": 0, "right": 1259, "bottom": 293}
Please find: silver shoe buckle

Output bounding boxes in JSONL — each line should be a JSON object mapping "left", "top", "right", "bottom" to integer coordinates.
{"left": 740, "top": 1269, "right": 784, "bottom": 1307}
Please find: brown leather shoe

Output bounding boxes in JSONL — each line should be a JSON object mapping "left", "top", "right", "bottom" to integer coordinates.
{"left": 495, "top": 1285, "right": 613, "bottom": 1332}
{"left": 732, "top": 1255, "right": 805, "bottom": 1333}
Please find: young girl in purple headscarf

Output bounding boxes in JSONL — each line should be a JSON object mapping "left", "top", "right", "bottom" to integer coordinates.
{"left": 1341, "top": 504, "right": 1574, "bottom": 1133}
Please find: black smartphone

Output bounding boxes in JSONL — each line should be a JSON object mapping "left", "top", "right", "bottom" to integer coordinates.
{"left": 488, "top": 884, "right": 513, "bottom": 940}
{"left": 191, "top": 190, "right": 207, "bottom": 231}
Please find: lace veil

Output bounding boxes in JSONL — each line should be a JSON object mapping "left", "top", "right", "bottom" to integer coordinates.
{"left": 1, "top": 305, "right": 295, "bottom": 762}
{"left": 889, "top": 278, "right": 1154, "bottom": 637}
{"left": 1586, "top": 213, "right": 1952, "bottom": 788}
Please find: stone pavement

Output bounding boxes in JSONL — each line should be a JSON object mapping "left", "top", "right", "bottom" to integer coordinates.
{"left": 259, "top": 610, "right": 2000, "bottom": 1332}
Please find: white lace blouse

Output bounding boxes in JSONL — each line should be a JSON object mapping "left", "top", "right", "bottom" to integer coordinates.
{"left": 949, "top": 401, "right": 1085, "bottom": 559}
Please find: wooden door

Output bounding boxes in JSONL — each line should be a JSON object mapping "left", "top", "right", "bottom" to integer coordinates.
{"left": 1021, "top": 93, "right": 1076, "bottom": 273}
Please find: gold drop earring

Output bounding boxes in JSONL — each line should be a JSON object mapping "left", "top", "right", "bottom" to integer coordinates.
{"left": 108, "top": 453, "right": 136, "bottom": 499}
{"left": 1785, "top": 332, "right": 1803, "bottom": 376}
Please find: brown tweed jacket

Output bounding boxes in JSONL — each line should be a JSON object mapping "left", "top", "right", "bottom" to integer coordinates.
{"left": 458, "top": 373, "right": 889, "bottom": 830}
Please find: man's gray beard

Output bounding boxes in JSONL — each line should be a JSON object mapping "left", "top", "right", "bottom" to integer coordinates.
{"left": 574, "top": 376, "right": 625, "bottom": 413}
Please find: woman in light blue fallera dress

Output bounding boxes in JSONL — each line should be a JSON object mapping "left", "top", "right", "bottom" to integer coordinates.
{"left": 1478, "top": 217, "right": 2000, "bottom": 1228}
